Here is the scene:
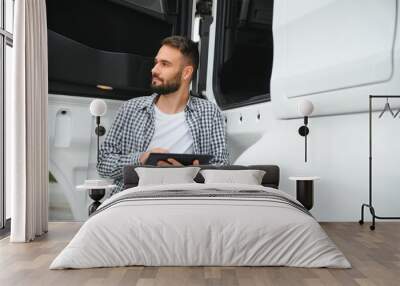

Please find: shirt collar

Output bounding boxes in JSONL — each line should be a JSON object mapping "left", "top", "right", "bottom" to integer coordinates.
{"left": 140, "top": 93, "right": 196, "bottom": 113}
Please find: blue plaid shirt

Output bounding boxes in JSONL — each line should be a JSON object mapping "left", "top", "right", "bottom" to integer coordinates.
{"left": 97, "top": 94, "right": 230, "bottom": 195}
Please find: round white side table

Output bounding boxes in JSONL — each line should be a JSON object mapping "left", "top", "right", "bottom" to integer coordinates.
{"left": 76, "top": 183, "right": 116, "bottom": 215}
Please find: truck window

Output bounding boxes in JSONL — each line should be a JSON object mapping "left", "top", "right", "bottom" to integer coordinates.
{"left": 213, "top": 0, "right": 273, "bottom": 109}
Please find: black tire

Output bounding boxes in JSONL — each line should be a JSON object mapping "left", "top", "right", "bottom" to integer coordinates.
{"left": 358, "top": 220, "right": 364, "bottom": 225}
{"left": 370, "top": 225, "right": 375, "bottom": 231}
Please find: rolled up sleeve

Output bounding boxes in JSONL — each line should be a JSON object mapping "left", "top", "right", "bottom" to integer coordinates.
{"left": 97, "top": 103, "right": 142, "bottom": 179}
{"left": 209, "top": 108, "right": 230, "bottom": 165}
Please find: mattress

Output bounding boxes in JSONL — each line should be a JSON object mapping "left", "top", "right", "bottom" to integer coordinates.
{"left": 50, "top": 183, "right": 351, "bottom": 269}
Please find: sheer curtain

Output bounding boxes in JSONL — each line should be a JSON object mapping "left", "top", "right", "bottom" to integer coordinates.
{"left": 9, "top": 0, "right": 48, "bottom": 242}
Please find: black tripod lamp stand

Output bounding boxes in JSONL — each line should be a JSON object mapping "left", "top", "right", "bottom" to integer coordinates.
{"left": 298, "top": 99, "right": 314, "bottom": 162}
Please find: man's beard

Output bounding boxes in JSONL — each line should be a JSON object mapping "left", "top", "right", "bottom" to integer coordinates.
{"left": 150, "top": 71, "right": 182, "bottom": 95}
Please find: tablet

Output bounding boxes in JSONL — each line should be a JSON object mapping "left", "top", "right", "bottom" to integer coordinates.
{"left": 146, "top": 153, "right": 214, "bottom": 166}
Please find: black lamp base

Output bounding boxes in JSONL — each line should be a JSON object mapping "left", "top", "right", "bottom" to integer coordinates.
{"left": 296, "top": 180, "right": 314, "bottom": 210}
{"left": 88, "top": 188, "right": 105, "bottom": 215}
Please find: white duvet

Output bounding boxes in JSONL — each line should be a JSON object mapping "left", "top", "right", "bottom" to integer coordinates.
{"left": 50, "top": 183, "right": 351, "bottom": 269}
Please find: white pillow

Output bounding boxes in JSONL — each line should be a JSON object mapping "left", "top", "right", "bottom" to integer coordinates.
{"left": 200, "top": 169, "right": 266, "bottom": 185}
{"left": 135, "top": 167, "right": 201, "bottom": 186}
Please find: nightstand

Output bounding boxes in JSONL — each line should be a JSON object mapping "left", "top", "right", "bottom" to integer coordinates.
{"left": 288, "top": 177, "right": 320, "bottom": 210}
{"left": 77, "top": 180, "right": 116, "bottom": 215}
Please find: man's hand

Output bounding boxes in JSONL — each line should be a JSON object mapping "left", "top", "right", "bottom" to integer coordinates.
{"left": 156, "top": 158, "right": 200, "bottom": 166}
{"left": 139, "top": 148, "right": 168, "bottom": 165}
{"left": 156, "top": 158, "right": 182, "bottom": 166}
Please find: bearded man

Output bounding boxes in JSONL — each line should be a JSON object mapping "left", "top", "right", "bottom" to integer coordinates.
{"left": 97, "top": 36, "right": 229, "bottom": 195}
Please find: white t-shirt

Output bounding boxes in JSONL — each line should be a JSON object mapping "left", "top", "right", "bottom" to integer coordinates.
{"left": 146, "top": 105, "right": 194, "bottom": 153}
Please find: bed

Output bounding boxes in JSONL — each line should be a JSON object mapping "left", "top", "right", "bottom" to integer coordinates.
{"left": 50, "top": 165, "right": 351, "bottom": 269}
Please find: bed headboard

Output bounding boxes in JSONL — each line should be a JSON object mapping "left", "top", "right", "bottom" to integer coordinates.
{"left": 123, "top": 165, "right": 280, "bottom": 189}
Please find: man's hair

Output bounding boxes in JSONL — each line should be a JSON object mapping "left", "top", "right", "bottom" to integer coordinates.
{"left": 161, "top": 36, "right": 199, "bottom": 78}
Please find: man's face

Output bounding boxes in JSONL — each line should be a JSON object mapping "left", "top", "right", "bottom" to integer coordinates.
{"left": 150, "top": 45, "right": 186, "bottom": 95}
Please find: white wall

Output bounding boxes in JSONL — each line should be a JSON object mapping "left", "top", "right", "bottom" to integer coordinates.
{"left": 48, "top": 94, "right": 123, "bottom": 221}
{"left": 205, "top": 0, "right": 400, "bottom": 221}
{"left": 273, "top": 0, "right": 396, "bottom": 108}
{"left": 223, "top": 103, "right": 400, "bottom": 221}
{"left": 271, "top": 0, "right": 400, "bottom": 118}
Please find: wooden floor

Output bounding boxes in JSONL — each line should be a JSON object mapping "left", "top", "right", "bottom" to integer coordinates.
{"left": 0, "top": 222, "right": 399, "bottom": 286}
